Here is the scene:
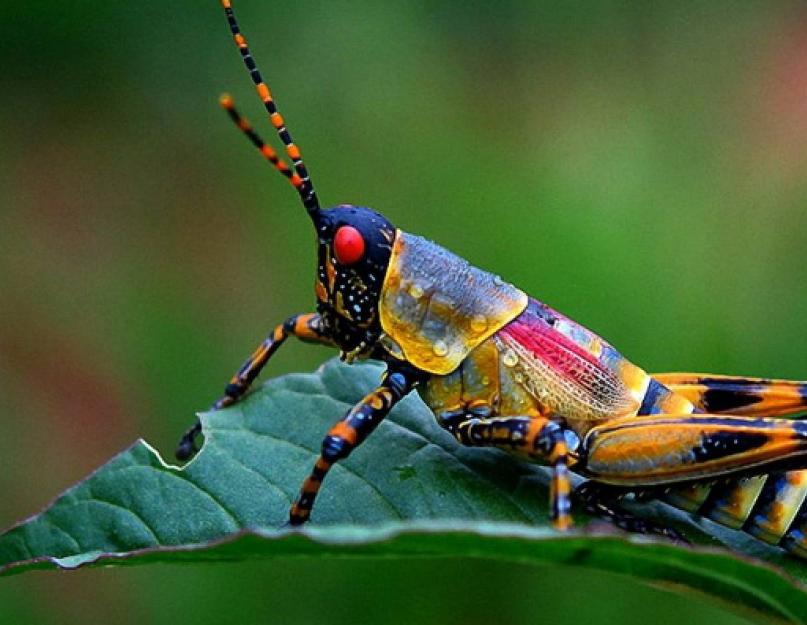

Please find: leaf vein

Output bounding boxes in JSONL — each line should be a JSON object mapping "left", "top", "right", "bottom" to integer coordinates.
{"left": 81, "top": 497, "right": 161, "bottom": 545}
{"left": 215, "top": 444, "right": 294, "bottom": 504}
{"left": 166, "top": 471, "right": 243, "bottom": 530}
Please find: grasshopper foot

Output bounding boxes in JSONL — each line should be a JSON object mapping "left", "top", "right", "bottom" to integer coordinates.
{"left": 175, "top": 420, "right": 202, "bottom": 461}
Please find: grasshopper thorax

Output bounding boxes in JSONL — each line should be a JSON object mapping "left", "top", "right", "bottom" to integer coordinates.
{"left": 314, "top": 204, "right": 396, "bottom": 352}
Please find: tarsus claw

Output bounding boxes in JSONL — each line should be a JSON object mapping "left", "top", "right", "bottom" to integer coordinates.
{"left": 175, "top": 421, "right": 202, "bottom": 461}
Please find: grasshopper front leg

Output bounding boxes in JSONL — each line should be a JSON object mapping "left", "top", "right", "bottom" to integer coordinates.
{"left": 176, "top": 313, "right": 333, "bottom": 460}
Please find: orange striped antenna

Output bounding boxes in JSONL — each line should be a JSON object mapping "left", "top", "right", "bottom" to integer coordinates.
{"left": 220, "top": 0, "right": 320, "bottom": 219}
{"left": 219, "top": 93, "right": 303, "bottom": 188}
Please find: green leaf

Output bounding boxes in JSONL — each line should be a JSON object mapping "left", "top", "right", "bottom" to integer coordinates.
{"left": 1, "top": 359, "right": 806, "bottom": 623}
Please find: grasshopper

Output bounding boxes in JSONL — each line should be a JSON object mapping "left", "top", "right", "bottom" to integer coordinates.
{"left": 178, "top": 0, "right": 807, "bottom": 555}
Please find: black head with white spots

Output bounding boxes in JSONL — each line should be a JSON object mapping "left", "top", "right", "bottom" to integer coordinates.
{"left": 313, "top": 204, "right": 396, "bottom": 350}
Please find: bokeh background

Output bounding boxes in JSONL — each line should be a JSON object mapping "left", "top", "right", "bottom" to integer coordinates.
{"left": 2, "top": 1, "right": 807, "bottom": 623}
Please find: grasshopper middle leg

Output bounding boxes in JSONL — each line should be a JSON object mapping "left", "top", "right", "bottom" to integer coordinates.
{"left": 447, "top": 414, "right": 577, "bottom": 530}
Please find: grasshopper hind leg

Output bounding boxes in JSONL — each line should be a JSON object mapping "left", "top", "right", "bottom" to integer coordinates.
{"left": 576, "top": 482, "right": 689, "bottom": 543}
{"left": 652, "top": 373, "right": 807, "bottom": 419}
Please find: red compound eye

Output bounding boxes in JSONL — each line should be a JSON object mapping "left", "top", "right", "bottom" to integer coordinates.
{"left": 333, "top": 225, "right": 365, "bottom": 265}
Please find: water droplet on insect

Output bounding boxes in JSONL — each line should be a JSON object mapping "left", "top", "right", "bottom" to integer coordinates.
{"left": 433, "top": 340, "right": 448, "bottom": 357}
{"left": 502, "top": 349, "right": 518, "bottom": 367}
{"left": 409, "top": 283, "right": 424, "bottom": 299}
{"left": 471, "top": 314, "right": 487, "bottom": 333}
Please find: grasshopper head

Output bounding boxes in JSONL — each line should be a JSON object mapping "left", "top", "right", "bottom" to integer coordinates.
{"left": 313, "top": 205, "right": 396, "bottom": 349}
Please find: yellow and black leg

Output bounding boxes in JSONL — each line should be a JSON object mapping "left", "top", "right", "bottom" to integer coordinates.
{"left": 451, "top": 416, "right": 575, "bottom": 530}
{"left": 176, "top": 313, "right": 333, "bottom": 460}
{"left": 288, "top": 368, "right": 421, "bottom": 525}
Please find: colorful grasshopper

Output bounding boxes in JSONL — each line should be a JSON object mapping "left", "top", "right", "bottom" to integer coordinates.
{"left": 178, "top": 0, "right": 807, "bottom": 556}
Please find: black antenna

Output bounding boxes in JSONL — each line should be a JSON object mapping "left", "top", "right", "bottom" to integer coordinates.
{"left": 220, "top": 0, "right": 321, "bottom": 220}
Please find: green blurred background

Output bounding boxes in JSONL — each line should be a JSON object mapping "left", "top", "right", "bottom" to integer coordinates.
{"left": 2, "top": 1, "right": 806, "bottom": 623}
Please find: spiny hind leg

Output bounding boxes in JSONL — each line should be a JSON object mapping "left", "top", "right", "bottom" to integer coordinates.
{"left": 445, "top": 412, "right": 577, "bottom": 530}
{"left": 580, "top": 413, "right": 807, "bottom": 486}
{"left": 575, "top": 481, "right": 688, "bottom": 543}
{"left": 652, "top": 373, "right": 807, "bottom": 418}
